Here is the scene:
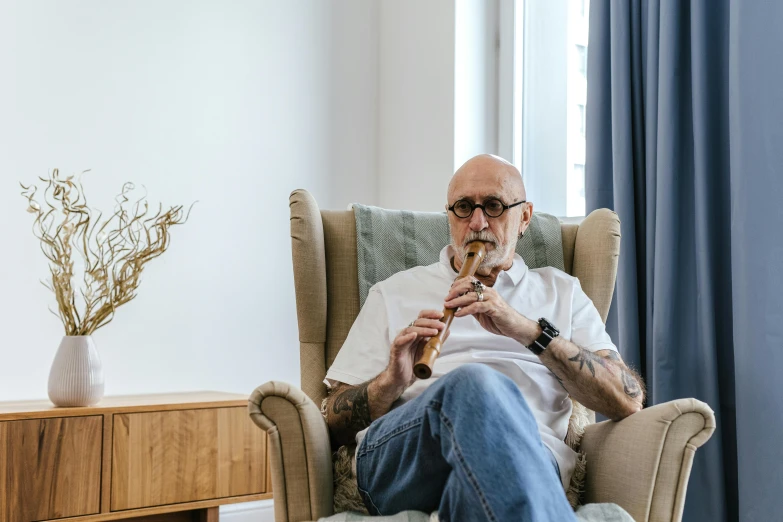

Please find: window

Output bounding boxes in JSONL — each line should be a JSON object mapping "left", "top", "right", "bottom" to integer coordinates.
{"left": 576, "top": 45, "right": 587, "bottom": 78}
{"left": 499, "top": 0, "right": 590, "bottom": 217}
{"left": 569, "top": 164, "right": 586, "bottom": 217}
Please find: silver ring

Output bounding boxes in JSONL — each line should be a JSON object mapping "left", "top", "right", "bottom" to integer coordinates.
{"left": 409, "top": 320, "right": 416, "bottom": 328}
{"left": 472, "top": 280, "right": 484, "bottom": 302}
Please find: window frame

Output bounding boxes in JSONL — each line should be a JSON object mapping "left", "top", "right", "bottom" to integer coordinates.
{"left": 497, "top": 0, "right": 588, "bottom": 219}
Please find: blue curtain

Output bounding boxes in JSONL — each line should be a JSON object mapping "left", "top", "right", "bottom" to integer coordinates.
{"left": 587, "top": 1, "right": 783, "bottom": 520}
{"left": 727, "top": 2, "right": 783, "bottom": 520}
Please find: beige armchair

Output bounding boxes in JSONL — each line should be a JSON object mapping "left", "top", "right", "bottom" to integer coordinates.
{"left": 248, "top": 189, "right": 716, "bottom": 522}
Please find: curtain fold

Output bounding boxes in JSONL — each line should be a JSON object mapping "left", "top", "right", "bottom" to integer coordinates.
{"left": 728, "top": 2, "right": 783, "bottom": 520}
{"left": 586, "top": 1, "right": 738, "bottom": 520}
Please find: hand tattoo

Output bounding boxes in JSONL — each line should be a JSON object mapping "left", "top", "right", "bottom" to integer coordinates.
{"left": 603, "top": 351, "right": 643, "bottom": 398}
{"left": 621, "top": 369, "right": 642, "bottom": 398}
{"left": 331, "top": 382, "right": 372, "bottom": 432}
{"left": 603, "top": 351, "right": 644, "bottom": 399}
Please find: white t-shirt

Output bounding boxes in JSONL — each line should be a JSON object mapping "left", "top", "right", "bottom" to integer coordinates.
{"left": 325, "top": 246, "right": 618, "bottom": 488}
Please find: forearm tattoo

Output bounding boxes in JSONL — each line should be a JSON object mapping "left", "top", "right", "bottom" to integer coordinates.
{"left": 569, "top": 349, "right": 644, "bottom": 399}
{"left": 331, "top": 382, "right": 372, "bottom": 432}
{"left": 567, "top": 349, "right": 611, "bottom": 378}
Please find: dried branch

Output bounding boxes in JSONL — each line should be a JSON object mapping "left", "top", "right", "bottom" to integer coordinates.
{"left": 21, "top": 169, "right": 193, "bottom": 335}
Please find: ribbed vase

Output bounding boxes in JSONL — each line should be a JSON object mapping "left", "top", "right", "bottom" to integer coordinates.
{"left": 48, "top": 335, "right": 105, "bottom": 407}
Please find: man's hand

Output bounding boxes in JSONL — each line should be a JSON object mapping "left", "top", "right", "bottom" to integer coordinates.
{"left": 386, "top": 309, "right": 448, "bottom": 388}
{"left": 444, "top": 277, "right": 644, "bottom": 419}
{"left": 324, "top": 309, "right": 447, "bottom": 447}
{"left": 445, "top": 276, "right": 525, "bottom": 339}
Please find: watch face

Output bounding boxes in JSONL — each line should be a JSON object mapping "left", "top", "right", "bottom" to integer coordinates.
{"left": 538, "top": 318, "right": 560, "bottom": 336}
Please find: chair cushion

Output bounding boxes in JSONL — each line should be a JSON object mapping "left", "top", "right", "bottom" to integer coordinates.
{"left": 316, "top": 502, "right": 634, "bottom": 521}
{"left": 353, "top": 203, "right": 565, "bottom": 307}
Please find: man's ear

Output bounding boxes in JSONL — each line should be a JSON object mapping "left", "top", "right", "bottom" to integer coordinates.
{"left": 518, "top": 202, "right": 533, "bottom": 238}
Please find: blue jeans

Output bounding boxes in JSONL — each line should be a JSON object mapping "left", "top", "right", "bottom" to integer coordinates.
{"left": 356, "top": 364, "right": 577, "bottom": 522}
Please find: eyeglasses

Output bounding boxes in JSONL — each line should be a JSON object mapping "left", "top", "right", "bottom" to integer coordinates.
{"left": 447, "top": 198, "right": 526, "bottom": 219}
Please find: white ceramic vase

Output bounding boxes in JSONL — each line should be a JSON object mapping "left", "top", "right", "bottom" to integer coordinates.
{"left": 48, "top": 335, "right": 105, "bottom": 407}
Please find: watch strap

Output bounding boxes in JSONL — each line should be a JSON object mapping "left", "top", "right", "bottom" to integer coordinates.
{"left": 529, "top": 318, "right": 559, "bottom": 356}
{"left": 529, "top": 331, "right": 552, "bottom": 356}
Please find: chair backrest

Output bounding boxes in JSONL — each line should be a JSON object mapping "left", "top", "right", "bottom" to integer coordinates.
{"left": 289, "top": 189, "right": 621, "bottom": 409}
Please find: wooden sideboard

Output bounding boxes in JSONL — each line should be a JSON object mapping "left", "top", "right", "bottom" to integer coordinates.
{"left": 0, "top": 392, "right": 272, "bottom": 522}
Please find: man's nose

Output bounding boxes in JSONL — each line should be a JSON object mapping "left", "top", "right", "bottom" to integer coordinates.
{"left": 469, "top": 207, "right": 489, "bottom": 231}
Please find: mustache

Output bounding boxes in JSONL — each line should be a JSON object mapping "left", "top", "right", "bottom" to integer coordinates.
{"left": 462, "top": 231, "right": 499, "bottom": 247}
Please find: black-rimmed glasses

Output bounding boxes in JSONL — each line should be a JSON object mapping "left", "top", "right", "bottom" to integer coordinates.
{"left": 447, "top": 198, "right": 526, "bottom": 219}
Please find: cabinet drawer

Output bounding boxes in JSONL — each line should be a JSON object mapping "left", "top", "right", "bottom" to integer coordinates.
{"left": 111, "top": 407, "right": 266, "bottom": 511}
{"left": 0, "top": 416, "right": 102, "bottom": 522}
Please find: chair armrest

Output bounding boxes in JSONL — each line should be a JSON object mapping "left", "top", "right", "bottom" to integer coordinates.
{"left": 249, "top": 381, "right": 334, "bottom": 522}
{"left": 580, "top": 398, "right": 715, "bottom": 522}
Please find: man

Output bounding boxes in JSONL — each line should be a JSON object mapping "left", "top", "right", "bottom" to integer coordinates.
{"left": 324, "top": 154, "right": 644, "bottom": 521}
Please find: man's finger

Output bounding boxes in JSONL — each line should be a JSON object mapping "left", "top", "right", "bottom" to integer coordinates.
{"left": 444, "top": 283, "right": 469, "bottom": 301}
{"left": 412, "top": 318, "right": 446, "bottom": 331}
{"left": 418, "top": 309, "right": 445, "bottom": 319}
{"left": 454, "top": 302, "right": 490, "bottom": 317}
{"left": 445, "top": 278, "right": 480, "bottom": 300}
{"left": 444, "top": 292, "right": 482, "bottom": 309}
{"left": 393, "top": 330, "right": 418, "bottom": 346}
{"left": 404, "top": 326, "right": 440, "bottom": 338}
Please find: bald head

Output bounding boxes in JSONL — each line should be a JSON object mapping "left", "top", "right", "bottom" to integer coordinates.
{"left": 446, "top": 154, "right": 532, "bottom": 275}
{"left": 448, "top": 154, "right": 526, "bottom": 204}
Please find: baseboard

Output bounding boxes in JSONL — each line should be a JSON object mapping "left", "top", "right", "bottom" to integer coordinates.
{"left": 220, "top": 499, "right": 275, "bottom": 522}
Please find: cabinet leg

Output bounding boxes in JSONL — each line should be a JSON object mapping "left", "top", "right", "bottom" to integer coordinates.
{"left": 196, "top": 507, "right": 219, "bottom": 522}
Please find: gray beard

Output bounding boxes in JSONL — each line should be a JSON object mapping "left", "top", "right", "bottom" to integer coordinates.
{"left": 451, "top": 232, "right": 516, "bottom": 270}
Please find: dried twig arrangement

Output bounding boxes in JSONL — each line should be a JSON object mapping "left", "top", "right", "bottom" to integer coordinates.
{"left": 21, "top": 169, "right": 193, "bottom": 336}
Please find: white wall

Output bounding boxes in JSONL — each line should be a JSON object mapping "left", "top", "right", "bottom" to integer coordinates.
{"left": 454, "top": 0, "right": 499, "bottom": 170}
{"left": 0, "top": 1, "right": 496, "bottom": 515}
{"left": 329, "top": 0, "right": 380, "bottom": 208}
{"left": 0, "top": 0, "right": 346, "bottom": 402}
{"left": 326, "top": 0, "right": 502, "bottom": 213}
{"left": 376, "top": 0, "right": 457, "bottom": 212}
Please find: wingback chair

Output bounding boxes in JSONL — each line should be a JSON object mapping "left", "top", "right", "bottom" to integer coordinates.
{"left": 248, "top": 189, "right": 716, "bottom": 522}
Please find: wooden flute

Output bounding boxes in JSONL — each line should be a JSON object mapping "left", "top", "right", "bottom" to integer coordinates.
{"left": 413, "top": 240, "right": 487, "bottom": 379}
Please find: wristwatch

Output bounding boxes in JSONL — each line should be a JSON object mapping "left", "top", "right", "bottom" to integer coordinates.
{"left": 529, "top": 318, "right": 560, "bottom": 356}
